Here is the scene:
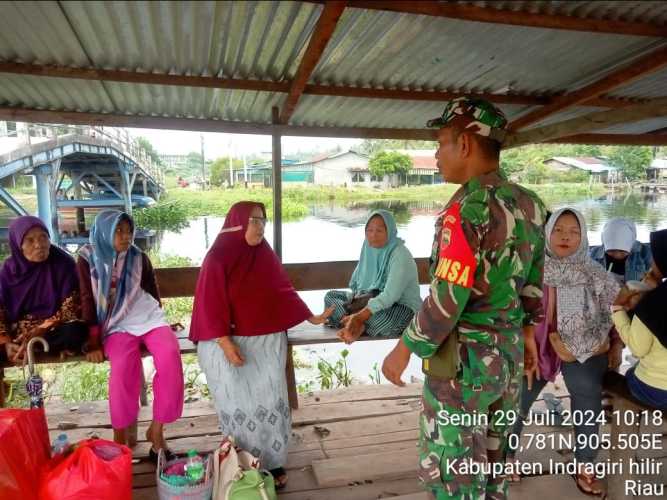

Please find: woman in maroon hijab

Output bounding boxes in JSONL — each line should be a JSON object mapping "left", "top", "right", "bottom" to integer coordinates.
{"left": 190, "top": 201, "right": 331, "bottom": 488}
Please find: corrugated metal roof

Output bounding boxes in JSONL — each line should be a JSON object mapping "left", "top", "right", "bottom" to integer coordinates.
{"left": 607, "top": 66, "right": 667, "bottom": 100}
{"left": 596, "top": 116, "right": 667, "bottom": 134}
{"left": 1, "top": 1, "right": 322, "bottom": 80}
{"left": 291, "top": 94, "right": 528, "bottom": 128}
{"left": 312, "top": 7, "right": 663, "bottom": 97}
{"left": 467, "top": 1, "right": 667, "bottom": 24}
{"left": 0, "top": 1, "right": 665, "bottom": 138}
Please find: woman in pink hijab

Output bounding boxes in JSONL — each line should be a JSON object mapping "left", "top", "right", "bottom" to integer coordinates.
{"left": 190, "top": 201, "right": 331, "bottom": 488}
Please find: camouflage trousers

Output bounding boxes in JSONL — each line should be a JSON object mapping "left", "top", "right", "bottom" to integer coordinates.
{"left": 418, "top": 342, "right": 522, "bottom": 500}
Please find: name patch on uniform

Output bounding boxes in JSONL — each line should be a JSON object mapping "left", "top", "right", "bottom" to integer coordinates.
{"left": 435, "top": 202, "right": 477, "bottom": 288}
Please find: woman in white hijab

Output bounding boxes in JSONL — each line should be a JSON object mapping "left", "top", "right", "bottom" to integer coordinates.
{"left": 511, "top": 208, "right": 621, "bottom": 496}
{"left": 589, "top": 217, "right": 653, "bottom": 283}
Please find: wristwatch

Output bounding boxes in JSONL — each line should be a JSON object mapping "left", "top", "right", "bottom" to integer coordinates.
{"left": 610, "top": 305, "right": 624, "bottom": 314}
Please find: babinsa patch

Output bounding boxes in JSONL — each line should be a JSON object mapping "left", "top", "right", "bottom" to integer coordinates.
{"left": 435, "top": 202, "right": 477, "bottom": 288}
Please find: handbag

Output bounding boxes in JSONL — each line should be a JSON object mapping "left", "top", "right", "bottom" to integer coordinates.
{"left": 212, "top": 436, "right": 276, "bottom": 500}
{"left": 342, "top": 289, "right": 380, "bottom": 315}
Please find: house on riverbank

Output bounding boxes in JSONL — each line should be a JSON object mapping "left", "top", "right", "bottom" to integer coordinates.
{"left": 544, "top": 156, "right": 621, "bottom": 183}
{"left": 233, "top": 149, "right": 442, "bottom": 188}
{"left": 647, "top": 158, "right": 667, "bottom": 182}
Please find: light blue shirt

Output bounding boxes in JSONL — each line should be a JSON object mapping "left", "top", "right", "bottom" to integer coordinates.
{"left": 367, "top": 244, "right": 422, "bottom": 314}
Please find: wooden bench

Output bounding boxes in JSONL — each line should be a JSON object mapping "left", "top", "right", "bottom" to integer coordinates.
{"left": 602, "top": 371, "right": 667, "bottom": 500}
{"left": 0, "top": 258, "right": 431, "bottom": 410}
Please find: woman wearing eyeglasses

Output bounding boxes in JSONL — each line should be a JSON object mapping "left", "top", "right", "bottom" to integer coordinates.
{"left": 189, "top": 201, "right": 331, "bottom": 489}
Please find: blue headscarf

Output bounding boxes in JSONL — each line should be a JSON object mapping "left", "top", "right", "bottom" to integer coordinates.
{"left": 349, "top": 210, "right": 403, "bottom": 293}
{"left": 79, "top": 210, "right": 141, "bottom": 326}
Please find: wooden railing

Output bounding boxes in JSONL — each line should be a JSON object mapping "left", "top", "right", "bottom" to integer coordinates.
{"left": 154, "top": 258, "right": 432, "bottom": 298}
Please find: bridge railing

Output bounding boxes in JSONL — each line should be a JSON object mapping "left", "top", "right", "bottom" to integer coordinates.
{"left": 1, "top": 121, "right": 164, "bottom": 185}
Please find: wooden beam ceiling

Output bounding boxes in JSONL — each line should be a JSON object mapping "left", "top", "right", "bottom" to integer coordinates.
{"left": 545, "top": 133, "right": 667, "bottom": 146}
{"left": 279, "top": 1, "right": 347, "bottom": 124}
{"left": 4, "top": 105, "right": 665, "bottom": 146}
{"left": 509, "top": 45, "right": 667, "bottom": 131}
{"left": 337, "top": 1, "right": 667, "bottom": 37}
{"left": 0, "top": 106, "right": 437, "bottom": 141}
{"left": 0, "top": 61, "right": 646, "bottom": 110}
{"left": 0, "top": 61, "right": 289, "bottom": 93}
{"left": 505, "top": 97, "right": 667, "bottom": 148}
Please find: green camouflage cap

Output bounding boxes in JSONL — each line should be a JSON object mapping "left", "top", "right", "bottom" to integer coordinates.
{"left": 427, "top": 97, "right": 508, "bottom": 143}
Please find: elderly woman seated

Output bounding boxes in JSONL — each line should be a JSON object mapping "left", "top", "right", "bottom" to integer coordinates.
{"left": 612, "top": 228, "right": 667, "bottom": 410}
{"left": 324, "top": 210, "right": 422, "bottom": 344}
{"left": 0, "top": 216, "right": 88, "bottom": 364}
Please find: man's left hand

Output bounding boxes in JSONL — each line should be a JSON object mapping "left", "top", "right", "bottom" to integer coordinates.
{"left": 382, "top": 339, "right": 411, "bottom": 387}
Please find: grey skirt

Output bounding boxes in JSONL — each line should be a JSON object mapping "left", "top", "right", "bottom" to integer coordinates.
{"left": 197, "top": 333, "right": 291, "bottom": 470}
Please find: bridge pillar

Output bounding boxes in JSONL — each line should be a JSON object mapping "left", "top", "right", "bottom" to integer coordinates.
{"left": 119, "top": 164, "right": 132, "bottom": 215}
{"left": 34, "top": 162, "right": 60, "bottom": 245}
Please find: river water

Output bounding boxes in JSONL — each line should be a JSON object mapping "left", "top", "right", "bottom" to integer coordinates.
{"left": 152, "top": 191, "right": 667, "bottom": 389}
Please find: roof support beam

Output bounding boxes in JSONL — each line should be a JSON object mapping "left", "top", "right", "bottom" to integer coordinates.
{"left": 509, "top": 45, "right": 667, "bottom": 131}
{"left": 545, "top": 133, "right": 667, "bottom": 146}
{"left": 279, "top": 1, "right": 347, "bottom": 124}
{"left": 339, "top": 1, "right": 667, "bottom": 37}
{"left": 505, "top": 97, "right": 667, "bottom": 148}
{"left": 0, "top": 106, "right": 437, "bottom": 141}
{"left": 0, "top": 61, "right": 645, "bottom": 109}
{"left": 0, "top": 61, "right": 289, "bottom": 93}
{"left": 3, "top": 105, "right": 665, "bottom": 146}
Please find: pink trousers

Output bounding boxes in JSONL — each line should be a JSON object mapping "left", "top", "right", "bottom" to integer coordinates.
{"left": 104, "top": 325, "right": 184, "bottom": 429}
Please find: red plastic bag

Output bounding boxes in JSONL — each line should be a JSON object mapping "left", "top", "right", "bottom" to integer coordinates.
{"left": 39, "top": 438, "right": 132, "bottom": 500}
{"left": 0, "top": 408, "right": 51, "bottom": 500}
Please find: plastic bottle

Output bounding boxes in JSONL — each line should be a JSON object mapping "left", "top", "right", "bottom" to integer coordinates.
{"left": 184, "top": 449, "right": 204, "bottom": 483}
{"left": 52, "top": 433, "right": 70, "bottom": 456}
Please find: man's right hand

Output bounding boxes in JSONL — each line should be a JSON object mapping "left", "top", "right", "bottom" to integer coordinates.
{"left": 217, "top": 337, "right": 245, "bottom": 367}
{"left": 523, "top": 335, "right": 540, "bottom": 391}
{"left": 523, "top": 325, "right": 540, "bottom": 390}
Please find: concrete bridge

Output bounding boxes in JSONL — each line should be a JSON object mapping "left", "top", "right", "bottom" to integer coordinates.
{"left": 0, "top": 123, "right": 164, "bottom": 245}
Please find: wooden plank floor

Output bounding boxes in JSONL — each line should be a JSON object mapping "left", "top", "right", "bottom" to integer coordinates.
{"left": 43, "top": 382, "right": 660, "bottom": 499}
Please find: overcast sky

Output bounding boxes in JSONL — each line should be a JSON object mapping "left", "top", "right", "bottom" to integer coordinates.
{"left": 127, "top": 128, "right": 362, "bottom": 159}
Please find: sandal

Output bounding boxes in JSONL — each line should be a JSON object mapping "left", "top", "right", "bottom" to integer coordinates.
{"left": 571, "top": 471, "right": 605, "bottom": 497}
{"left": 270, "top": 467, "right": 288, "bottom": 490}
{"left": 149, "top": 447, "right": 176, "bottom": 464}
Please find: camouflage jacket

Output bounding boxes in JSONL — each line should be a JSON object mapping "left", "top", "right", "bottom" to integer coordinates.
{"left": 403, "top": 170, "right": 547, "bottom": 365}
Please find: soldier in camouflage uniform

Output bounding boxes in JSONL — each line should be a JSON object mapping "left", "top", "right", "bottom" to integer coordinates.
{"left": 382, "top": 97, "right": 547, "bottom": 500}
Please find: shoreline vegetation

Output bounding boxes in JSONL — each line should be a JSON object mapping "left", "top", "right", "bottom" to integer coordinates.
{"left": 5, "top": 182, "right": 610, "bottom": 231}
{"left": 132, "top": 182, "right": 609, "bottom": 230}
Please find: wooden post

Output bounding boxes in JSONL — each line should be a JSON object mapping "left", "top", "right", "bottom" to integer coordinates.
{"left": 272, "top": 106, "right": 282, "bottom": 260}
{"left": 74, "top": 176, "right": 85, "bottom": 234}
{"left": 286, "top": 342, "right": 299, "bottom": 410}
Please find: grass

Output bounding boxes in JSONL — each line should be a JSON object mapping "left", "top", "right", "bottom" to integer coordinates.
{"left": 2, "top": 181, "right": 612, "bottom": 231}
{"left": 163, "top": 187, "right": 309, "bottom": 220}
{"left": 160, "top": 181, "right": 609, "bottom": 222}
{"left": 147, "top": 252, "right": 196, "bottom": 324}
{"left": 133, "top": 201, "right": 190, "bottom": 231}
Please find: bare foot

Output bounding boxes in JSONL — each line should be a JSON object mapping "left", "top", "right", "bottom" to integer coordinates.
{"left": 127, "top": 422, "right": 138, "bottom": 448}
{"left": 145, "top": 421, "right": 167, "bottom": 451}
{"left": 113, "top": 428, "right": 127, "bottom": 446}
